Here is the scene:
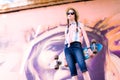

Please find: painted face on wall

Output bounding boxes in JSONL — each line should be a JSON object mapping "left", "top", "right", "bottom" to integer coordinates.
{"left": 25, "top": 18, "right": 120, "bottom": 80}
{"left": 25, "top": 26, "right": 66, "bottom": 80}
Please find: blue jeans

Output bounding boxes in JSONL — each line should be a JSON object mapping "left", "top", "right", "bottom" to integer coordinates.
{"left": 64, "top": 41, "right": 88, "bottom": 76}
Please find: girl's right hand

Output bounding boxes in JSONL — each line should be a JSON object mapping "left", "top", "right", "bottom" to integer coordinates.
{"left": 67, "top": 43, "right": 70, "bottom": 47}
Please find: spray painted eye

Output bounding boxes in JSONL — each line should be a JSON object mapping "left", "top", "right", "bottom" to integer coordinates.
{"left": 46, "top": 45, "right": 58, "bottom": 51}
{"left": 46, "top": 42, "right": 64, "bottom": 52}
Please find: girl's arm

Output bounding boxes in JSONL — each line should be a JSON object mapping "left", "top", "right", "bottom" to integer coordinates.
{"left": 80, "top": 24, "right": 94, "bottom": 56}
{"left": 80, "top": 24, "right": 90, "bottom": 48}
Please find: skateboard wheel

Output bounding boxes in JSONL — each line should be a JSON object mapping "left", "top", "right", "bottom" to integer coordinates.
{"left": 54, "top": 65, "right": 59, "bottom": 70}
{"left": 93, "top": 49, "right": 97, "bottom": 54}
{"left": 54, "top": 55, "right": 59, "bottom": 60}
{"left": 91, "top": 39, "right": 96, "bottom": 44}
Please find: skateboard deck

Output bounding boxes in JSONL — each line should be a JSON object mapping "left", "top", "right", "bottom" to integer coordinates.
{"left": 83, "top": 40, "right": 103, "bottom": 60}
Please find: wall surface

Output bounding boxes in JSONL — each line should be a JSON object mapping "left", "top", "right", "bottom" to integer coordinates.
{"left": 0, "top": 0, "right": 120, "bottom": 80}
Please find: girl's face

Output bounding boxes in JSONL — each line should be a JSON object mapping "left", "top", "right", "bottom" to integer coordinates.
{"left": 67, "top": 9, "right": 75, "bottom": 21}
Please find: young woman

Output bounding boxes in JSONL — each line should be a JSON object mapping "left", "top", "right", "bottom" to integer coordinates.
{"left": 64, "top": 7, "right": 93, "bottom": 80}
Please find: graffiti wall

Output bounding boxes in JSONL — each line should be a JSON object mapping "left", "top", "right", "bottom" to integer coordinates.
{"left": 0, "top": 0, "right": 120, "bottom": 80}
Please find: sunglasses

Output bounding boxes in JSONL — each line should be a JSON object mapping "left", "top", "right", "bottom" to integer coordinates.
{"left": 67, "top": 12, "right": 75, "bottom": 15}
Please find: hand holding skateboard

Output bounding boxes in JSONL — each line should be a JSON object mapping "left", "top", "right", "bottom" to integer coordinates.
{"left": 83, "top": 39, "right": 103, "bottom": 60}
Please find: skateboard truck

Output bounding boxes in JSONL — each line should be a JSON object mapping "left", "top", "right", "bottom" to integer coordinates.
{"left": 91, "top": 39, "right": 97, "bottom": 54}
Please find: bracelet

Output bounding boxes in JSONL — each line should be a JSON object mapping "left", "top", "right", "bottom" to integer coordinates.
{"left": 87, "top": 47, "right": 90, "bottom": 49}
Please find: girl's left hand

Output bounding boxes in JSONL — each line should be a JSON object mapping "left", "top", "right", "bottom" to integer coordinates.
{"left": 88, "top": 49, "right": 95, "bottom": 58}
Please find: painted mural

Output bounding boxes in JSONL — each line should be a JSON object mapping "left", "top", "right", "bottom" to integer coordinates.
{"left": 23, "top": 17, "right": 120, "bottom": 80}
{"left": 0, "top": 0, "right": 120, "bottom": 80}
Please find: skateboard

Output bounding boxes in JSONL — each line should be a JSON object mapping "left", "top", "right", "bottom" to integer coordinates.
{"left": 54, "top": 55, "right": 62, "bottom": 70}
{"left": 83, "top": 39, "right": 103, "bottom": 60}
{"left": 49, "top": 55, "right": 62, "bottom": 70}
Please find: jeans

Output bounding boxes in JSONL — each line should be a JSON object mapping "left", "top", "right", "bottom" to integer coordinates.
{"left": 64, "top": 41, "right": 87, "bottom": 76}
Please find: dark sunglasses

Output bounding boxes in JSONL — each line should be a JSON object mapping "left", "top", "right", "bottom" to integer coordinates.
{"left": 67, "top": 12, "right": 75, "bottom": 15}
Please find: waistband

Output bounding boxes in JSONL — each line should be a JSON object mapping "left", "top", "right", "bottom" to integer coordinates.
{"left": 65, "top": 41, "right": 82, "bottom": 48}
{"left": 70, "top": 41, "right": 81, "bottom": 45}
